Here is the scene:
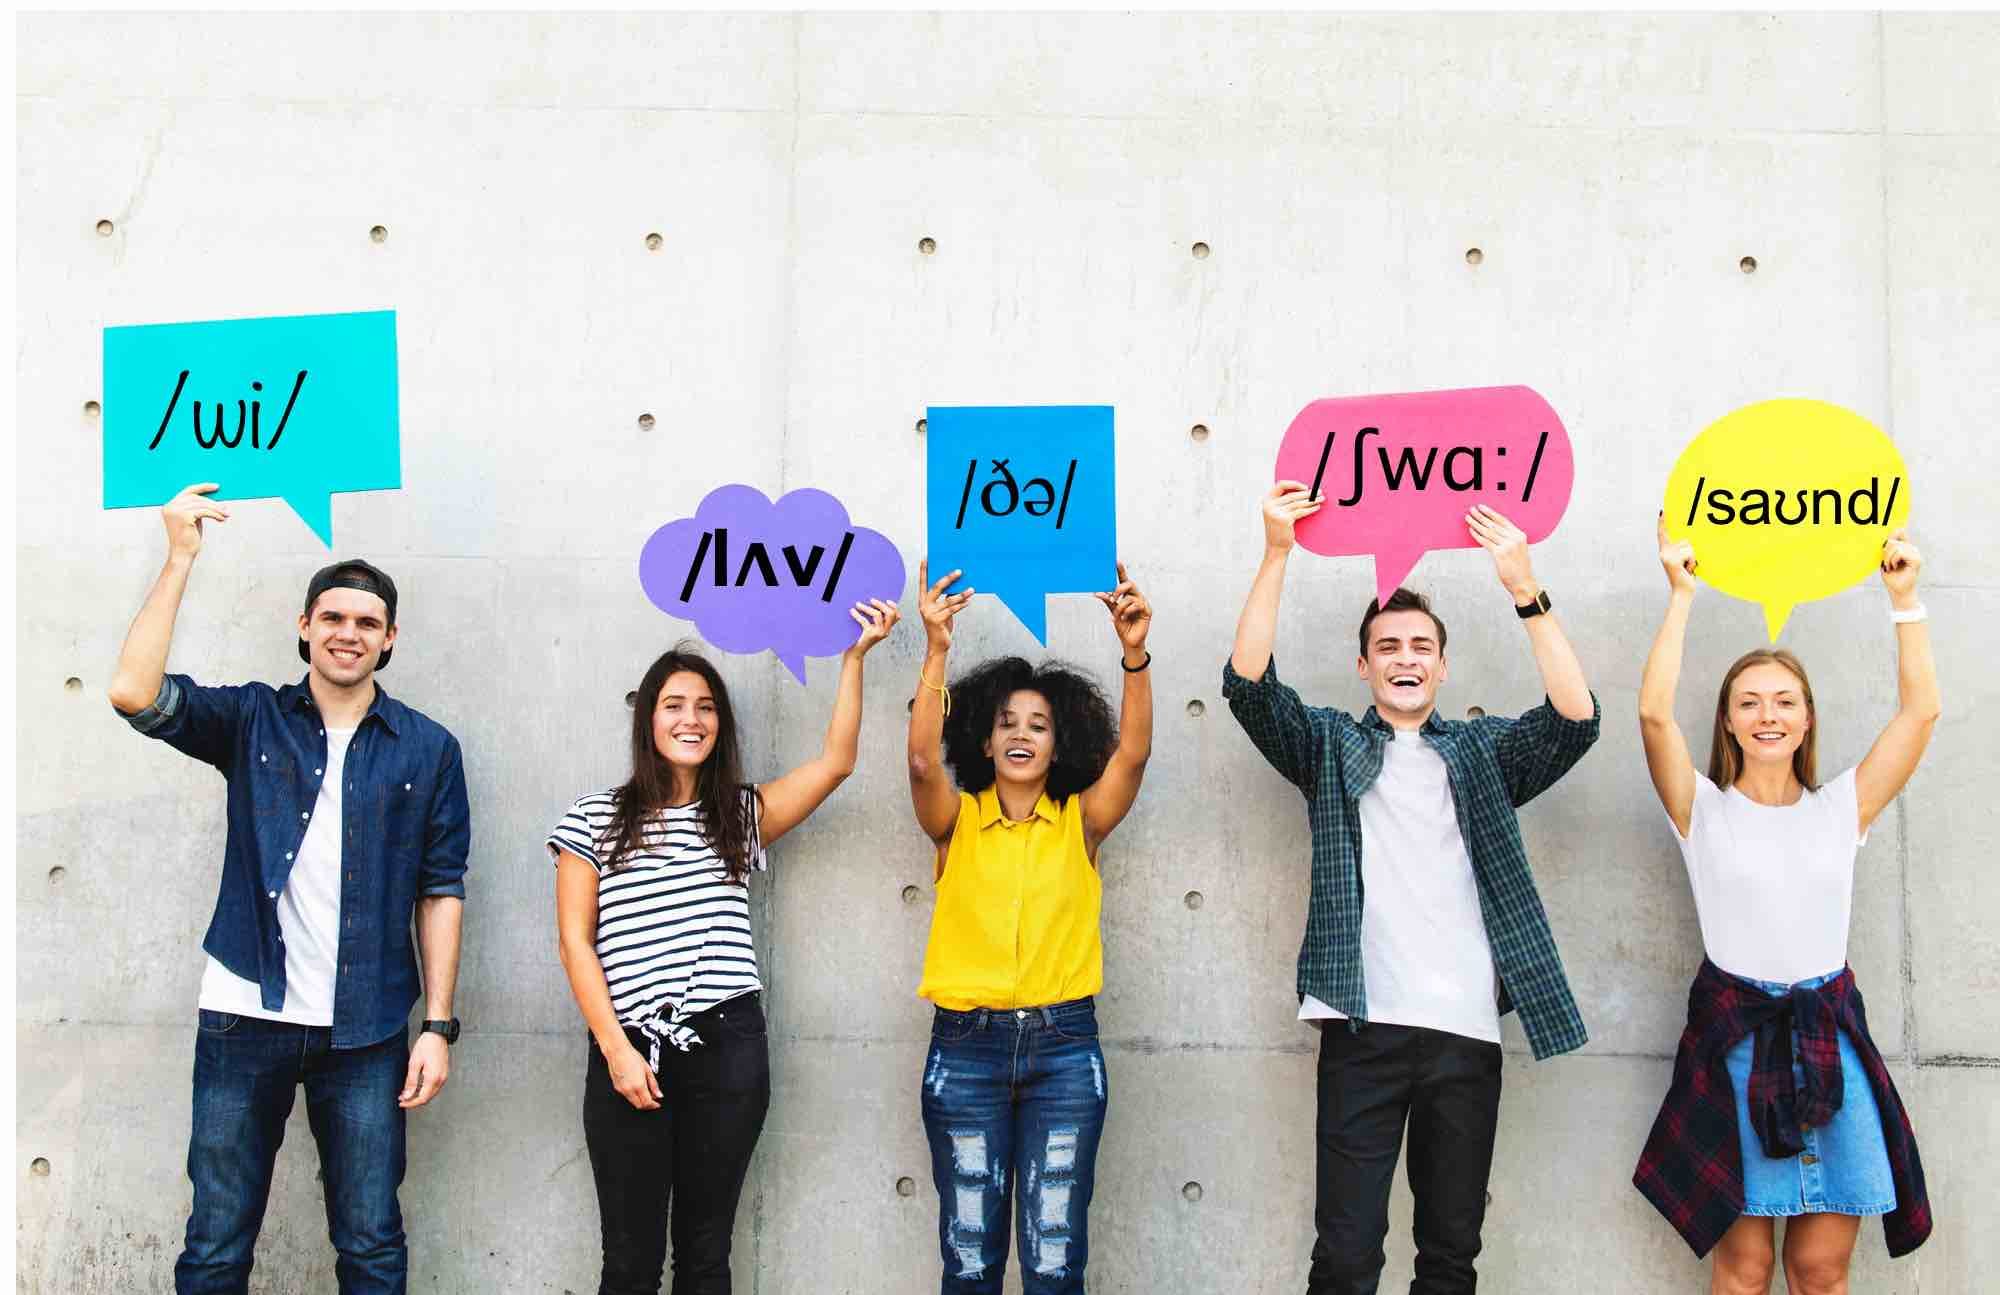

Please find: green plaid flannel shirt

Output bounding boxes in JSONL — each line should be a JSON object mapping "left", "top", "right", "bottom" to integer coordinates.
{"left": 1222, "top": 656, "right": 1601, "bottom": 1060}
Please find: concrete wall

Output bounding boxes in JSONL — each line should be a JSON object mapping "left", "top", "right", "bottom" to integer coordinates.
{"left": 16, "top": 12, "right": 2000, "bottom": 1292}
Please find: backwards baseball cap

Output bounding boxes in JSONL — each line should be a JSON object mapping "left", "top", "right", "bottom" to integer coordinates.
{"left": 299, "top": 558, "right": 400, "bottom": 670}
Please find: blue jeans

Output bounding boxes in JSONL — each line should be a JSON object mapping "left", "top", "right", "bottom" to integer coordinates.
{"left": 920, "top": 998, "right": 1109, "bottom": 1295}
{"left": 175, "top": 1010, "right": 409, "bottom": 1294}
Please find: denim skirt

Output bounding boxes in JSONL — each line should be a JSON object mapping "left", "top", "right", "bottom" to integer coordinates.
{"left": 1724, "top": 969, "right": 1896, "bottom": 1217}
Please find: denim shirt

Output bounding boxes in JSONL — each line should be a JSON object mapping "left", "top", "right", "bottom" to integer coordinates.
{"left": 122, "top": 673, "right": 470, "bottom": 1049}
{"left": 1222, "top": 656, "right": 1600, "bottom": 1060}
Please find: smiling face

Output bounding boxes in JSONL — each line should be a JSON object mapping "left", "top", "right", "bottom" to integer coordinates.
{"left": 297, "top": 588, "right": 395, "bottom": 688}
{"left": 1724, "top": 660, "right": 1812, "bottom": 772}
{"left": 652, "top": 670, "right": 719, "bottom": 778}
{"left": 983, "top": 689, "right": 1056, "bottom": 788}
{"left": 1356, "top": 608, "right": 1448, "bottom": 725}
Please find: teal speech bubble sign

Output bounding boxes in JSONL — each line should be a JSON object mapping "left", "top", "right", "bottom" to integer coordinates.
{"left": 102, "top": 310, "right": 401, "bottom": 545}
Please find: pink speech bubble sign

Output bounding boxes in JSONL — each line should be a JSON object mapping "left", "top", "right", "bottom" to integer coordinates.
{"left": 1274, "top": 385, "right": 1574, "bottom": 605}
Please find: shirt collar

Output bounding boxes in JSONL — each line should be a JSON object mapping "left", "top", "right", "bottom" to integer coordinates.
{"left": 280, "top": 674, "right": 402, "bottom": 736}
{"left": 976, "top": 785, "right": 1059, "bottom": 828}
{"left": 1361, "top": 705, "right": 1447, "bottom": 738}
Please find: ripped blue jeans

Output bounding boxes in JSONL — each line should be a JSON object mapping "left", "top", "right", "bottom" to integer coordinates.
{"left": 920, "top": 997, "right": 1108, "bottom": 1295}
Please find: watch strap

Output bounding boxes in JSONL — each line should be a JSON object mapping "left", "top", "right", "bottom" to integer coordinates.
{"left": 1514, "top": 589, "right": 1552, "bottom": 619}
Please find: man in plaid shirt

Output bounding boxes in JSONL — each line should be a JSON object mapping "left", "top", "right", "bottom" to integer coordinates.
{"left": 1223, "top": 484, "right": 1599, "bottom": 1295}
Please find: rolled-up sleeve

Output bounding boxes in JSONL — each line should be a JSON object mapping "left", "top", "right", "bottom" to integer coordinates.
{"left": 1222, "top": 656, "right": 1321, "bottom": 796}
{"left": 421, "top": 734, "right": 471, "bottom": 899}
{"left": 1491, "top": 693, "right": 1601, "bottom": 807}
{"left": 119, "top": 674, "right": 246, "bottom": 772}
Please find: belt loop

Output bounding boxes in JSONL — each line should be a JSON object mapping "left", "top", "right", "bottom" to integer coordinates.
{"left": 975, "top": 1008, "right": 990, "bottom": 1031}
{"left": 1040, "top": 1006, "right": 1056, "bottom": 1029}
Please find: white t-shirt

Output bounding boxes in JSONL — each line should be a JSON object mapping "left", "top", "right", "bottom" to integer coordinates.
{"left": 199, "top": 726, "right": 354, "bottom": 1024}
{"left": 1670, "top": 767, "right": 1865, "bottom": 985}
{"left": 1300, "top": 728, "right": 1502, "bottom": 1045}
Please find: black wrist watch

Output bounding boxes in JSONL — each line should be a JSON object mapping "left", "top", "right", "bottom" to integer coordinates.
{"left": 1514, "top": 589, "right": 1552, "bottom": 619}
{"left": 421, "top": 1018, "right": 461, "bottom": 1045}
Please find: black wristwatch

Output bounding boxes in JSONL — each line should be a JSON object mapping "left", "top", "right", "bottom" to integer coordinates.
{"left": 1514, "top": 589, "right": 1552, "bottom": 619}
{"left": 421, "top": 1018, "right": 461, "bottom": 1045}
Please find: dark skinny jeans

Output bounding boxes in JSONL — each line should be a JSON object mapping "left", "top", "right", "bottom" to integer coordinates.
{"left": 582, "top": 993, "right": 771, "bottom": 1295}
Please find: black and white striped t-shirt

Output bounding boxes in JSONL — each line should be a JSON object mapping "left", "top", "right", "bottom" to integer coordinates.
{"left": 547, "top": 788, "right": 765, "bottom": 1062}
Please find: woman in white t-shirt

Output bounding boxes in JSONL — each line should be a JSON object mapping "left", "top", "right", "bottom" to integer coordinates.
{"left": 1634, "top": 516, "right": 1939, "bottom": 1294}
{"left": 550, "top": 603, "right": 897, "bottom": 1295}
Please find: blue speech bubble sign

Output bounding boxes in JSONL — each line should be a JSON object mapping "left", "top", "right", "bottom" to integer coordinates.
{"left": 103, "top": 310, "right": 401, "bottom": 545}
{"left": 925, "top": 405, "right": 1117, "bottom": 642}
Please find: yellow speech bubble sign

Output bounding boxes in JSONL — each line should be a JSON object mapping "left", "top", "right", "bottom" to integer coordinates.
{"left": 1664, "top": 399, "right": 1910, "bottom": 641}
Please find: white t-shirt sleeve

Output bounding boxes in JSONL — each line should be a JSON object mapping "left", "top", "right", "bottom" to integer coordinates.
{"left": 1666, "top": 770, "right": 1727, "bottom": 846}
{"left": 1826, "top": 767, "right": 1867, "bottom": 848}
{"left": 547, "top": 795, "right": 604, "bottom": 869}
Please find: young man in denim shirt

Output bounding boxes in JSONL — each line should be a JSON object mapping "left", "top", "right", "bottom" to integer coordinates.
{"left": 108, "top": 482, "right": 470, "bottom": 1295}
{"left": 1223, "top": 484, "right": 1599, "bottom": 1295}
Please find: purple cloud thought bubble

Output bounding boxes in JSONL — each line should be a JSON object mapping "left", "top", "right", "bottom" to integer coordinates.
{"left": 638, "top": 484, "right": 907, "bottom": 683}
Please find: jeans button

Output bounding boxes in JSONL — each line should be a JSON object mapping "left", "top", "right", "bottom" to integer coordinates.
{"left": 1016, "top": 1010, "right": 1026, "bottom": 1020}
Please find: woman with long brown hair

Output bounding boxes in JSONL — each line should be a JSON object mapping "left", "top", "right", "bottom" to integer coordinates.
{"left": 549, "top": 603, "right": 897, "bottom": 1295}
{"left": 1632, "top": 517, "right": 1938, "bottom": 1294}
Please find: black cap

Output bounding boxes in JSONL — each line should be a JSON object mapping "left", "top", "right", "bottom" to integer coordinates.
{"left": 299, "top": 559, "right": 399, "bottom": 670}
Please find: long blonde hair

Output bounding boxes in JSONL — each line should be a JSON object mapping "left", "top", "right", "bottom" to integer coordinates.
{"left": 1707, "top": 648, "right": 1818, "bottom": 792}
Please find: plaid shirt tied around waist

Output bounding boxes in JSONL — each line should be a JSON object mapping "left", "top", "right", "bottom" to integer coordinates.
{"left": 1633, "top": 959, "right": 1931, "bottom": 1259}
{"left": 1221, "top": 656, "right": 1600, "bottom": 1061}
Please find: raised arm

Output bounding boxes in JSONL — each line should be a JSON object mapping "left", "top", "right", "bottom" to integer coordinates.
{"left": 1230, "top": 481, "right": 1320, "bottom": 682}
{"left": 1638, "top": 514, "right": 1701, "bottom": 836}
{"left": 908, "top": 562, "right": 974, "bottom": 847}
{"left": 757, "top": 599, "right": 900, "bottom": 847}
{"left": 1467, "top": 505, "right": 1593, "bottom": 721}
{"left": 1855, "top": 531, "right": 1941, "bottom": 835}
{"left": 1081, "top": 562, "right": 1153, "bottom": 853}
{"left": 107, "top": 483, "right": 229, "bottom": 715}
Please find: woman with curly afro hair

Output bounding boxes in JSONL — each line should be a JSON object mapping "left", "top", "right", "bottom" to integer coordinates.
{"left": 905, "top": 558, "right": 1154, "bottom": 1294}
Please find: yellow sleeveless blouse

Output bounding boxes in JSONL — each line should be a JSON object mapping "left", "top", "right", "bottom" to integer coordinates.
{"left": 916, "top": 787, "right": 1104, "bottom": 1011}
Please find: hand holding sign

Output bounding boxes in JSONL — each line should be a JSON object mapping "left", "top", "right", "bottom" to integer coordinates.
{"left": 1662, "top": 399, "right": 1911, "bottom": 639}
{"left": 637, "top": 484, "right": 906, "bottom": 683}
{"left": 925, "top": 405, "right": 1116, "bottom": 643}
{"left": 1093, "top": 561, "right": 1153, "bottom": 655}
{"left": 103, "top": 310, "right": 400, "bottom": 546}
{"left": 1274, "top": 386, "right": 1574, "bottom": 605}
{"left": 161, "top": 482, "right": 232, "bottom": 559}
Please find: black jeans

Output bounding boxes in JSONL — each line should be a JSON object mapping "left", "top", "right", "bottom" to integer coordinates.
{"left": 1308, "top": 1021, "right": 1503, "bottom": 1295}
{"left": 582, "top": 994, "right": 772, "bottom": 1295}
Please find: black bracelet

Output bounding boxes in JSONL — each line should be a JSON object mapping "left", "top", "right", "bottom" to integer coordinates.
{"left": 1121, "top": 651, "right": 1152, "bottom": 673}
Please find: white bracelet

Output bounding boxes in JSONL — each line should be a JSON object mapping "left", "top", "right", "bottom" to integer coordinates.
{"left": 1889, "top": 603, "right": 1928, "bottom": 624}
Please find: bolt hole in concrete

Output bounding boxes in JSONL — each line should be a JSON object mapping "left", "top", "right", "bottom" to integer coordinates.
{"left": 1466, "top": 705, "right": 1486, "bottom": 719}
{"left": 901, "top": 885, "right": 920, "bottom": 905}
{"left": 369, "top": 224, "right": 388, "bottom": 244}
{"left": 1184, "top": 890, "right": 1203, "bottom": 910}
{"left": 645, "top": 232, "right": 663, "bottom": 251}
{"left": 917, "top": 236, "right": 936, "bottom": 255}
{"left": 1182, "top": 1181, "right": 1203, "bottom": 1202}
{"left": 1191, "top": 241, "right": 1210, "bottom": 259}
{"left": 1190, "top": 423, "right": 1210, "bottom": 443}
{"left": 624, "top": 690, "right": 638, "bottom": 706}
{"left": 83, "top": 400, "right": 101, "bottom": 418}
{"left": 915, "top": 417, "right": 927, "bottom": 435}
{"left": 896, "top": 1176, "right": 916, "bottom": 1197}
{"left": 1465, "top": 246, "right": 1484, "bottom": 266}
{"left": 1740, "top": 255, "right": 1758, "bottom": 274}
{"left": 48, "top": 867, "right": 66, "bottom": 885}
{"left": 95, "top": 219, "right": 114, "bottom": 237}
{"left": 637, "top": 413, "right": 656, "bottom": 431}
{"left": 64, "top": 677, "right": 82, "bottom": 694}
{"left": 1185, "top": 699, "right": 1205, "bottom": 718}
{"left": 30, "top": 1159, "right": 50, "bottom": 1177}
